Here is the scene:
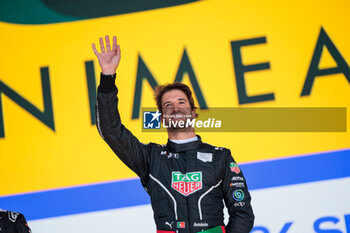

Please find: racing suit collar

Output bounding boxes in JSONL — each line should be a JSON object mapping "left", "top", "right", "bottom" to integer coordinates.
{"left": 166, "top": 135, "right": 202, "bottom": 152}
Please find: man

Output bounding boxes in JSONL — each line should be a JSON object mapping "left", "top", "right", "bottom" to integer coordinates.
{"left": 0, "top": 209, "right": 32, "bottom": 233}
{"left": 92, "top": 35, "right": 254, "bottom": 233}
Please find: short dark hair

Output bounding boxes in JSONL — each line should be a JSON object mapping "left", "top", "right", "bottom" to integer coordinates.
{"left": 154, "top": 83, "right": 197, "bottom": 113}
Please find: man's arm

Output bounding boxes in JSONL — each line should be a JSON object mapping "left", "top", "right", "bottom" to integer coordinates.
{"left": 93, "top": 36, "right": 150, "bottom": 180}
{"left": 222, "top": 150, "right": 254, "bottom": 233}
{"left": 15, "top": 213, "right": 32, "bottom": 233}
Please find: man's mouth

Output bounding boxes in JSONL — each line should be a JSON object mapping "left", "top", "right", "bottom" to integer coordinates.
{"left": 169, "top": 112, "right": 191, "bottom": 121}
{"left": 172, "top": 114, "right": 185, "bottom": 119}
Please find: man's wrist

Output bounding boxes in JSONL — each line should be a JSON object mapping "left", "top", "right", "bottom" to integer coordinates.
{"left": 101, "top": 72, "right": 116, "bottom": 78}
{"left": 101, "top": 65, "right": 117, "bottom": 75}
{"left": 101, "top": 71, "right": 116, "bottom": 76}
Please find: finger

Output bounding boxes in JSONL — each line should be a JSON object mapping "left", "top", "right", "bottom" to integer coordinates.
{"left": 99, "top": 37, "right": 105, "bottom": 53}
{"left": 105, "top": 35, "right": 111, "bottom": 51}
{"left": 116, "top": 45, "right": 121, "bottom": 57}
{"left": 112, "top": 36, "right": 117, "bottom": 52}
{"left": 92, "top": 43, "right": 100, "bottom": 56}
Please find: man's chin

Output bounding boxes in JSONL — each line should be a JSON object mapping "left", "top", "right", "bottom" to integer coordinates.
{"left": 167, "top": 121, "right": 194, "bottom": 131}
{"left": 167, "top": 127, "right": 194, "bottom": 133}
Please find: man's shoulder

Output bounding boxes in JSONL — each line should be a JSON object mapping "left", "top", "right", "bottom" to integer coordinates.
{"left": 142, "top": 142, "right": 166, "bottom": 149}
{"left": 0, "top": 210, "right": 22, "bottom": 222}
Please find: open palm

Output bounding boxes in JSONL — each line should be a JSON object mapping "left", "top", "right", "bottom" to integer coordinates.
{"left": 92, "top": 35, "right": 121, "bottom": 75}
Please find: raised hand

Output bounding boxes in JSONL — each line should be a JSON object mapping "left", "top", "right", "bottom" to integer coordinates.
{"left": 92, "top": 35, "right": 121, "bottom": 75}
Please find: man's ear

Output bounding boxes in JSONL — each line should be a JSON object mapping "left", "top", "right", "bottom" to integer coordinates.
{"left": 192, "top": 109, "right": 198, "bottom": 119}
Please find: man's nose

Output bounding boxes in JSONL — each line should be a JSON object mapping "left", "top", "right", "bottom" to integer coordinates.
{"left": 173, "top": 103, "right": 179, "bottom": 112}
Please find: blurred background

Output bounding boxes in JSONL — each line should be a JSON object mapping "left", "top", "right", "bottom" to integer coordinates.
{"left": 0, "top": 0, "right": 349, "bottom": 232}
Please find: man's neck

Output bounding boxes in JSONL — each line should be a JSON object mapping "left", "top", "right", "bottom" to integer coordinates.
{"left": 167, "top": 130, "right": 196, "bottom": 140}
{"left": 169, "top": 136, "right": 198, "bottom": 144}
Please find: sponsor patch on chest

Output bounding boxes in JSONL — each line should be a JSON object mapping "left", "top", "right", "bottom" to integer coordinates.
{"left": 171, "top": 171, "right": 202, "bottom": 196}
{"left": 177, "top": 221, "right": 186, "bottom": 228}
{"left": 197, "top": 152, "right": 212, "bottom": 162}
{"left": 193, "top": 222, "right": 209, "bottom": 227}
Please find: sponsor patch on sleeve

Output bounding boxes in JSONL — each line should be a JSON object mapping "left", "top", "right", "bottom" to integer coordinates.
{"left": 8, "top": 211, "right": 20, "bottom": 222}
{"left": 233, "top": 189, "right": 245, "bottom": 201}
{"left": 229, "top": 182, "right": 245, "bottom": 188}
{"left": 230, "top": 162, "right": 241, "bottom": 174}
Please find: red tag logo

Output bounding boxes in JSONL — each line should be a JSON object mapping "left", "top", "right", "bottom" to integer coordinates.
{"left": 230, "top": 162, "right": 241, "bottom": 174}
{"left": 171, "top": 172, "right": 202, "bottom": 196}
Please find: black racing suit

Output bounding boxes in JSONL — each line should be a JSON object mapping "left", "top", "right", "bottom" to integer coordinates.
{"left": 0, "top": 210, "right": 32, "bottom": 233}
{"left": 96, "top": 74, "right": 254, "bottom": 233}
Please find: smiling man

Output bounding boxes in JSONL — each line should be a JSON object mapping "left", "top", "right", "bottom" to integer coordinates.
{"left": 92, "top": 35, "right": 254, "bottom": 233}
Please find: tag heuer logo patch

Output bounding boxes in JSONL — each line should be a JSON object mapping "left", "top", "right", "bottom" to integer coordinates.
{"left": 171, "top": 171, "right": 202, "bottom": 196}
{"left": 230, "top": 162, "right": 241, "bottom": 174}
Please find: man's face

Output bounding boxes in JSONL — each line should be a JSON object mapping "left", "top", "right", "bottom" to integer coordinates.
{"left": 161, "top": 89, "right": 196, "bottom": 129}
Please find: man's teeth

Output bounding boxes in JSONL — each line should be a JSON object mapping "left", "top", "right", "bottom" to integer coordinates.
{"left": 173, "top": 115, "right": 184, "bottom": 119}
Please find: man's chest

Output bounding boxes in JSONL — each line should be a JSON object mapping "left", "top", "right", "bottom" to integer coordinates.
{"left": 149, "top": 148, "right": 223, "bottom": 196}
